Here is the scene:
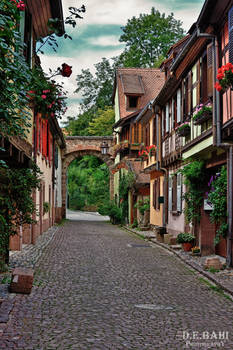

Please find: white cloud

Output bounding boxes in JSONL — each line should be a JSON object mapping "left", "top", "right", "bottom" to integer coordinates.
{"left": 40, "top": 0, "right": 205, "bottom": 121}
{"left": 62, "top": 0, "right": 203, "bottom": 30}
{"left": 87, "top": 35, "right": 121, "bottom": 47}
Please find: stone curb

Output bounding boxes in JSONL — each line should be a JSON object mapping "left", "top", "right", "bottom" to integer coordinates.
{"left": 123, "top": 226, "right": 233, "bottom": 299}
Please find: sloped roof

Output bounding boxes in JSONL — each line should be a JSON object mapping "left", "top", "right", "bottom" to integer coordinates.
{"left": 120, "top": 74, "right": 145, "bottom": 95}
{"left": 113, "top": 68, "right": 165, "bottom": 120}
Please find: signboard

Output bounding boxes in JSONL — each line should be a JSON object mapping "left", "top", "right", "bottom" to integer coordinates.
{"left": 204, "top": 199, "right": 214, "bottom": 211}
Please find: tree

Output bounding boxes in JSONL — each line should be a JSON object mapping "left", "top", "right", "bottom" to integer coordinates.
{"left": 64, "top": 109, "right": 94, "bottom": 136}
{"left": 118, "top": 7, "right": 185, "bottom": 67}
{"left": 87, "top": 107, "right": 115, "bottom": 136}
{"left": 75, "top": 57, "right": 117, "bottom": 112}
{"left": 67, "top": 156, "right": 110, "bottom": 210}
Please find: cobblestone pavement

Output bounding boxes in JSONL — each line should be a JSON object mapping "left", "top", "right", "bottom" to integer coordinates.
{"left": 1, "top": 219, "right": 233, "bottom": 349}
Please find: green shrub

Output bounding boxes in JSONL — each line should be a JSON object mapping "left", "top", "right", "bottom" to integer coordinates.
{"left": 176, "top": 232, "right": 195, "bottom": 243}
{"left": 98, "top": 200, "right": 123, "bottom": 224}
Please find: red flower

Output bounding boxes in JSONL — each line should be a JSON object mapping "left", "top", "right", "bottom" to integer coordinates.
{"left": 225, "top": 62, "right": 233, "bottom": 71}
{"left": 17, "top": 1, "right": 26, "bottom": 11}
{"left": 41, "top": 94, "right": 47, "bottom": 99}
{"left": 215, "top": 82, "right": 222, "bottom": 92}
{"left": 61, "top": 63, "right": 72, "bottom": 77}
{"left": 217, "top": 72, "right": 224, "bottom": 80}
{"left": 11, "top": 0, "right": 26, "bottom": 11}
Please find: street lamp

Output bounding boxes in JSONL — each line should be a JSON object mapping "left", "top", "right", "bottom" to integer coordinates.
{"left": 101, "top": 141, "right": 109, "bottom": 155}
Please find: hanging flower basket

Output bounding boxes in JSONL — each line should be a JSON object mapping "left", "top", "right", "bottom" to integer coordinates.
{"left": 193, "top": 103, "right": 212, "bottom": 125}
{"left": 176, "top": 122, "right": 190, "bottom": 137}
{"left": 215, "top": 62, "right": 233, "bottom": 92}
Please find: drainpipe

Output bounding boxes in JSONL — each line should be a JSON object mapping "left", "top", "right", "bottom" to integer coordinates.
{"left": 197, "top": 27, "right": 233, "bottom": 267}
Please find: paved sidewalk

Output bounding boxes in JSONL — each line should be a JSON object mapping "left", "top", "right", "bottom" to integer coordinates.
{"left": 0, "top": 220, "right": 233, "bottom": 349}
{"left": 124, "top": 226, "right": 233, "bottom": 297}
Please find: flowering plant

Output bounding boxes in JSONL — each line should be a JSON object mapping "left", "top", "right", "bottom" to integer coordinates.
{"left": 191, "top": 246, "right": 200, "bottom": 253}
{"left": 28, "top": 66, "right": 70, "bottom": 119}
{"left": 192, "top": 103, "right": 212, "bottom": 124}
{"left": 145, "top": 144, "right": 157, "bottom": 156}
{"left": 138, "top": 149, "right": 149, "bottom": 159}
{"left": 215, "top": 63, "right": 233, "bottom": 92}
{"left": 10, "top": 0, "right": 26, "bottom": 11}
{"left": 176, "top": 122, "right": 190, "bottom": 136}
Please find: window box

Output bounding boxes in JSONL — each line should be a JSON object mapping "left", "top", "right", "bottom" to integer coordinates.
{"left": 193, "top": 103, "right": 212, "bottom": 125}
{"left": 193, "top": 110, "right": 212, "bottom": 125}
{"left": 176, "top": 123, "right": 190, "bottom": 137}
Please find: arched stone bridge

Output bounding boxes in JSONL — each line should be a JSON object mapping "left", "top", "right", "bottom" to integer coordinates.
{"left": 62, "top": 136, "right": 115, "bottom": 217}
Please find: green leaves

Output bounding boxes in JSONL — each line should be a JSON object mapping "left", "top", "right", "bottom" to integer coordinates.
{"left": 0, "top": 0, "right": 32, "bottom": 139}
{"left": 68, "top": 156, "right": 110, "bottom": 211}
{"left": 0, "top": 162, "right": 42, "bottom": 258}
{"left": 180, "top": 161, "right": 206, "bottom": 224}
{"left": 118, "top": 7, "right": 185, "bottom": 67}
{"left": 207, "top": 167, "right": 228, "bottom": 245}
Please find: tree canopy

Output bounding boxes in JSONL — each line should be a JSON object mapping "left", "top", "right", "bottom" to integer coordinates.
{"left": 118, "top": 7, "right": 185, "bottom": 67}
{"left": 75, "top": 57, "right": 116, "bottom": 112}
{"left": 68, "top": 156, "right": 110, "bottom": 211}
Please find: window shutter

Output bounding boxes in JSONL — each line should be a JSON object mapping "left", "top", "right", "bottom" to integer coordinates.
{"left": 168, "top": 176, "right": 172, "bottom": 211}
{"left": 177, "top": 173, "right": 182, "bottom": 212}
{"left": 172, "top": 175, "right": 177, "bottom": 211}
{"left": 166, "top": 103, "right": 169, "bottom": 133}
{"left": 152, "top": 117, "right": 156, "bottom": 145}
{"left": 177, "top": 89, "right": 181, "bottom": 123}
{"left": 162, "top": 110, "right": 164, "bottom": 137}
{"left": 36, "top": 113, "right": 39, "bottom": 154}
{"left": 42, "top": 121, "right": 46, "bottom": 157}
{"left": 187, "top": 71, "right": 192, "bottom": 117}
{"left": 171, "top": 98, "right": 174, "bottom": 130}
{"left": 228, "top": 6, "right": 233, "bottom": 63}
{"left": 207, "top": 43, "right": 213, "bottom": 97}
{"left": 156, "top": 177, "right": 160, "bottom": 210}
{"left": 153, "top": 180, "right": 157, "bottom": 209}
{"left": 55, "top": 146, "right": 59, "bottom": 169}
{"left": 196, "top": 60, "right": 201, "bottom": 105}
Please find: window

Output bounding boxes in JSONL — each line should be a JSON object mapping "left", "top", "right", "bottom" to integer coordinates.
{"left": 128, "top": 96, "right": 139, "bottom": 109}
{"left": 177, "top": 89, "right": 181, "bottom": 123}
{"left": 229, "top": 5, "right": 233, "bottom": 63}
{"left": 168, "top": 174, "right": 182, "bottom": 212}
{"left": 54, "top": 146, "right": 59, "bottom": 169}
{"left": 19, "top": 10, "right": 32, "bottom": 65}
{"left": 152, "top": 117, "right": 157, "bottom": 145}
{"left": 153, "top": 177, "right": 160, "bottom": 210}
{"left": 201, "top": 53, "right": 208, "bottom": 103}
{"left": 165, "top": 103, "right": 169, "bottom": 133}
{"left": 134, "top": 123, "right": 139, "bottom": 143}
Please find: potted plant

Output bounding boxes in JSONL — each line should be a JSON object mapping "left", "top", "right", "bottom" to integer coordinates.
{"left": 138, "top": 149, "right": 149, "bottom": 161}
{"left": 176, "top": 232, "right": 195, "bottom": 251}
{"left": 193, "top": 103, "right": 212, "bottom": 125}
{"left": 191, "top": 246, "right": 201, "bottom": 256}
{"left": 215, "top": 62, "right": 233, "bottom": 92}
{"left": 176, "top": 122, "right": 190, "bottom": 137}
{"left": 134, "top": 198, "right": 150, "bottom": 228}
{"left": 146, "top": 144, "right": 156, "bottom": 157}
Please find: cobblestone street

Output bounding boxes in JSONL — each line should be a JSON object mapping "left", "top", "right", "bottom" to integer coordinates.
{"left": 1, "top": 216, "right": 233, "bottom": 349}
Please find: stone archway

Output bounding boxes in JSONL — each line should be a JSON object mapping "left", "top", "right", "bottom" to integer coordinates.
{"left": 62, "top": 136, "right": 115, "bottom": 218}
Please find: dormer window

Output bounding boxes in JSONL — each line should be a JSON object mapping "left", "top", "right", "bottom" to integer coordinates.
{"left": 128, "top": 95, "right": 139, "bottom": 109}
{"left": 120, "top": 73, "right": 144, "bottom": 110}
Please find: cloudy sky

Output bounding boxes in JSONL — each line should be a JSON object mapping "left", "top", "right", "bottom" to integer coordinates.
{"left": 40, "top": 0, "right": 205, "bottom": 124}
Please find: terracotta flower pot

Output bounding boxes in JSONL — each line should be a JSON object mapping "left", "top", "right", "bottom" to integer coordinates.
{"left": 182, "top": 242, "right": 192, "bottom": 252}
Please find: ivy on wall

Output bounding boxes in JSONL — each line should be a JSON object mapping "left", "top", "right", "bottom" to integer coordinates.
{"left": 0, "top": 163, "right": 42, "bottom": 264}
